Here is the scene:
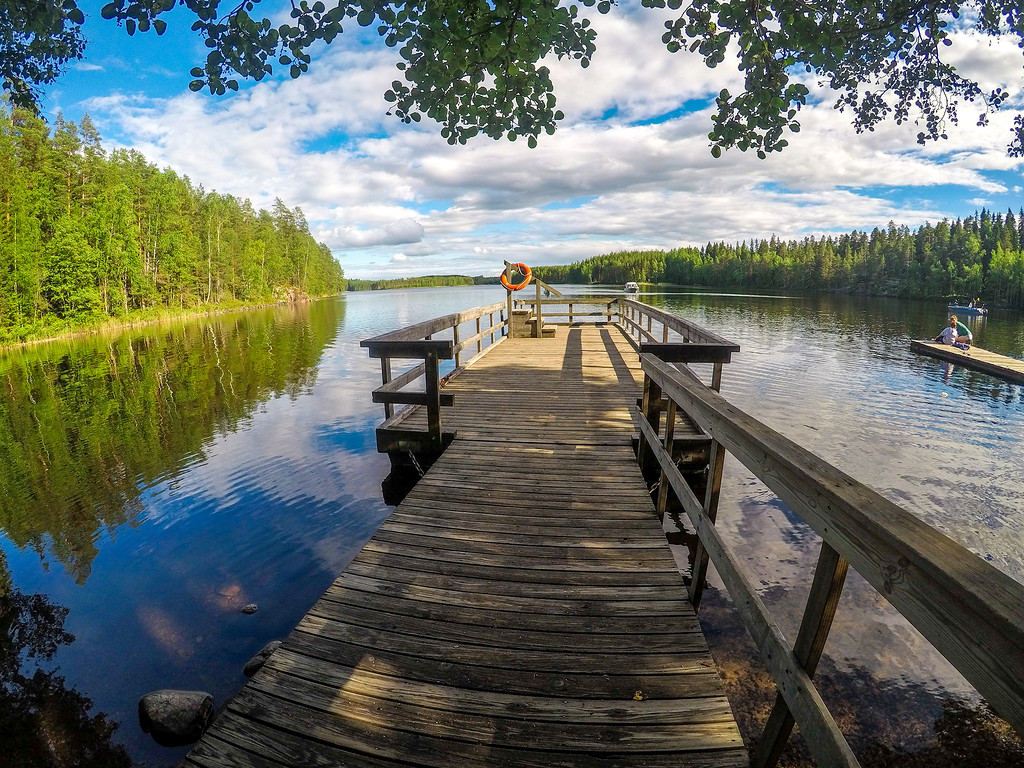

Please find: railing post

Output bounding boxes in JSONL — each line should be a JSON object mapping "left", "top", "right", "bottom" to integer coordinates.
{"left": 476, "top": 318, "right": 482, "bottom": 354}
{"left": 535, "top": 280, "right": 543, "bottom": 337}
{"left": 690, "top": 437, "right": 726, "bottom": 610}
{"left": 453, "top": 324, "right": 461, "bottom": 368}
{"left": 753, "top": 543, "right": 850, "bottom": 768}
{"left": 424, "top": 351, "right": 442, "bottom": 450}
{"left": 637, "top": 375, "right": 663, "bottom": 481}
{"left": 656, "top": 400, "right": 677, "bottom": 520}
{"left": 380, "top": 357, "right": 393, "bottom": 419}
{"left": 569, "top": 302, "right": 574, "bottom": 324}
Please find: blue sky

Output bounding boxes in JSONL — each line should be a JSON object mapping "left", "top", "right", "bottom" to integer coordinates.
{"left": 38, "top": 3, "right": 1024, "bottom": 279}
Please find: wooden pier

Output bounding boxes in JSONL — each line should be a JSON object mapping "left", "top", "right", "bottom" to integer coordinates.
{"left": 182, "top": 316, "right": 747, "bottom": 768}
{"left": 911, "top": 339, "right": 1024, "bottom": 384}
{"left": 183, "top": 296, "right": 1024, "bottom": 768}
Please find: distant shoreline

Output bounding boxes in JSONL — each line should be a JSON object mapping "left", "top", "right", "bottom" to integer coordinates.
{"left": 0, "top": 295, "right": 339, "bottom": 353}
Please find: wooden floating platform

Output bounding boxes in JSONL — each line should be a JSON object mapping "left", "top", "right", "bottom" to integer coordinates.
{"left": 911, "top": 340, "right": 1024, "bottom": 384}
{"left": 182, "top": 325, "right": 746, "bottom": 768}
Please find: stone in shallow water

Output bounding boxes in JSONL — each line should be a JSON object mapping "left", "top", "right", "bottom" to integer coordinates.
{"left": 241, "top": 603, "right": 258, "bottom": 614}
{"left": 138, "top": 689, "right": 214, "bottom": 747}
{"left": 243, "top": 640, "right": 282, "bottom": 677}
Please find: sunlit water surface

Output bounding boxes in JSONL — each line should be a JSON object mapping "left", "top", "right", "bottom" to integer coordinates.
{"left": 1, "top": 286, "right": 1021, "bottom": 765}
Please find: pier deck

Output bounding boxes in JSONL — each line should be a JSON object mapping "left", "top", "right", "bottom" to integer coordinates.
{"left": 911, "top": 339, "right": 1024, "bottom": 384}
{"left": 182, "top": 324, "right": 746, "bottom": 768}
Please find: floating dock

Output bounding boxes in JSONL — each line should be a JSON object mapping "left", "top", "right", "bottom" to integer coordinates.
{"left": 182, "top": 324, "right": 746, "bottom": 768}
{"left": 911, "top": 340, "right": 1024, "bottom": 384}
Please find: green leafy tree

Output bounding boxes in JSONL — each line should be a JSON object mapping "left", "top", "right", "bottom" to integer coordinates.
{"left": 0, "top": 102, "right": 345, "bottom": 341}
{"left": 7, "top": 2, "right": 1024, "bottom": 154}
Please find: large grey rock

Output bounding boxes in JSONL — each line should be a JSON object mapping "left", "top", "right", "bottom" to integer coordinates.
{"left": 138, "top": 689, "right": 214, "bottom": 746}
{"left": 243, "top": 640, "right": 282, "bottom": 677}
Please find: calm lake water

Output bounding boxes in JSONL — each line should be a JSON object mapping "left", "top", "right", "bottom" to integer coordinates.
{"left": 1, "top": 286, "right": 1022, "bottom": 766}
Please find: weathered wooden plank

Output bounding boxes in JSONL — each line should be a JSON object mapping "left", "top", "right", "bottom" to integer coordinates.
{"left": 368, "top": 529, "right": 674, "bottom": 560}
{"left": 262, "top": 648, "right": 729, "bottom": 721}
{"left": 243, "top": 667, "right": 742, "bottom": 752}
{"left": 292, "top": 613, "right": 707, "bottom": 672}
{"left": 356, "top": 539, "right": 679, "bottom": 574}
{"left": 316, "top": 586, "right": 703, "bottom": 635}
{"left": 280, "top": 629, "right": 724, "bottom": 699}
{"left": 327, "top": 573, "right": 694, "bottom": 616}
{"left": 219, "top": 694, "right": 746, "bottom": 768}
{"left": 339, "top": 561, "right": 683, "bottom": 599}
{"left": 348, "top": 546, "right": 684, "bottom": 582}
{"left": 303, "top": 602, "right": 704, "bottom": 651}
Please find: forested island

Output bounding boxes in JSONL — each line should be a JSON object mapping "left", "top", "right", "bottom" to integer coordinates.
{"left": 347, "top": 275, "right": 496, "bottom": 291}
{"left": 0, "top": 104, "right": 345, "bottom": 344}
{"left": 533, "top": 214, "right": 1024, "bottom": 309}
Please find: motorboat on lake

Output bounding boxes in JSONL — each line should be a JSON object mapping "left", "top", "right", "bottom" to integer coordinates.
{"left": 624, "top": 281, "right": 640, "bottom": 293}
{"left": 947, "top": 302, "right": 988, "bottom": 316}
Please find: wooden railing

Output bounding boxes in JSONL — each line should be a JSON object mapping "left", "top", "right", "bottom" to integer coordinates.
{"left": 636, "top": 349, "right": 1024, "bottom": 768}
{"left": 360, "top": 302, "right": 507, "bottom": 455}
{"left": 513, "top": 297, "right": 619, "bottom": 325}
{"left": 619, "top": 298, "right": 739, "bottom": 391}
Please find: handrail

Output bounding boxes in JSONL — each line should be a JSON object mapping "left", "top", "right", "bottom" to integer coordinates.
{"left": 636, "top": 351, "right": 1024, "bottom": 767}
{"left": 619, "top": 297, "right": 735, "bottom": 346}
{"left": 361, "top": 302, "right": 507, "bottom": 450}
{"left": 514, "top": 297, "right": 619, "bottom": 325}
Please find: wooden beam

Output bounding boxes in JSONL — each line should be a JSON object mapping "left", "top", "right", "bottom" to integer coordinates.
{"left": 640, "top": 342, "right": 740, "bottom": 364}
{"left": 754, "top": 543, "right": 849, "bottom": 768}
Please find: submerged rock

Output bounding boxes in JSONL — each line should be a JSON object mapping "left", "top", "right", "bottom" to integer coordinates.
{"left": 241, "top": 603, "right": 258, "bottom": 614}
{"left": 138, "top": 689, "right": 214, "bottom": 747}
{"left": 243, "top": 640, "right": 282, "bottom": 677}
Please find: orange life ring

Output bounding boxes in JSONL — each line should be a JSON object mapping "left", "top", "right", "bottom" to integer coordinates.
{"left": 500, "top": 263, "right": 533, "bottom": 291}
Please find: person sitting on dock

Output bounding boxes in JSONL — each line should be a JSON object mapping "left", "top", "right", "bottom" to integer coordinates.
{"left": 950, "top": 315, "right": 972, "bottom": 347}
{"left": 935, "top": 321, "right": 958, "bottom": 346}
{"left": 935, "top": 317, "right": 971, "bottom": 350}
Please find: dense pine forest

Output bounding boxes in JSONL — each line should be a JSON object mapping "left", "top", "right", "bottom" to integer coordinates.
{"left": 534, "top": 214, "right": 1024, "bottom": 309}
{"left": 0, "top": 104, "right": 345, "bottom": 343}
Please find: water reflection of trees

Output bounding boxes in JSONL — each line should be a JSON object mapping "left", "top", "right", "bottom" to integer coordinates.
{"left": 0, "top": 552, "right": 131, "bottom": 767}
{"left": 0, "top": 300, "right": 342, "bottom": 583}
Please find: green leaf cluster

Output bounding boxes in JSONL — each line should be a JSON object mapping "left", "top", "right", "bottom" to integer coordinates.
{"left": 8, "top": 2, "right": 1024, "bottom": 154}
{"left": 0, "top": 1, "right": 86, "bottom": 110}
{"left": 648, "top": 0, "right": 1024, "bottom": 156}
{"left": 0, "top": 103, "right": 346, "bottom": 343}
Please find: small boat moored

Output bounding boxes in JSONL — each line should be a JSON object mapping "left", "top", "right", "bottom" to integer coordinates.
{"left": 624, "top": 281, "right": 640, "bottom": 293}
{"left": 947, "top": 301, "right": 988, "bottom": 316}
